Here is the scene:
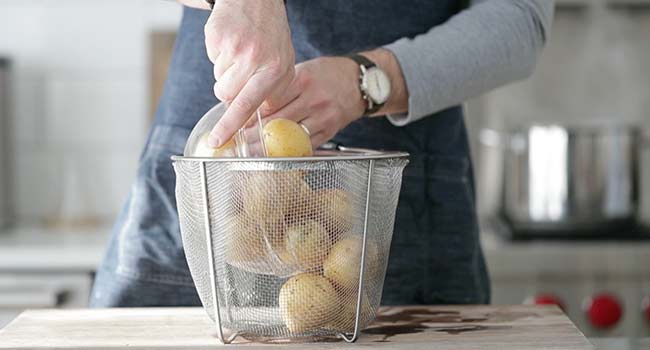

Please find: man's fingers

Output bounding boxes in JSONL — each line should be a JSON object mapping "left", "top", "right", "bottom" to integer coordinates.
{"left": 213, "top": 54, "right": 233, "bottom": 82}
{"left": 262, "top": 68, "right": 295, "bottom": 112}
{"left": 209, "top": 69, "right": 280, "bottom": 147}
{"left": 213, "top": 61, "right": 254, "bottom": 102}
{"left": 205, "top": 42, "right": 220, "bottom": 64}
{"left": 308, "top": 132, "right": 328, "bottom": 150}
{"left": 264, "top": 92, "right": 310, "bottom": 123}
{"left": 297, "top": 117, "right": 315, "bottom": 137}
{"left": 204, "top": 26, "right": 221, "bottom": 63}
{"left": 260, "top": 72, "right": 300, "bottom": 116}
{"left": 293, "top": 114, "right": 336, "bottom": 149}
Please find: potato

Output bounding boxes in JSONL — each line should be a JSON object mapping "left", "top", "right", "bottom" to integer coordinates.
{"left": 263, "top": 119, "right": 313, "bottom": 157}
{"left": 313, "top": 188, "right": 353, "bottom": 237}
{"left": 274, "top": 245, "right": 296, "bottom": 266}
{"left": 224, "top": 212, "right": 292, "bottom": 274}
{"left": 241, "top": 172, "right": 286, "bottom": 223}
{"left": 265, "top": 221, "right": 292, "bottom": 265}
{"left": 328, "top": 291, "right": 375, "bottom": 332}
{"left": 281, "top": 171, "right": 313, "bottom": 217}
{"left": 242, "top": 171, "right": 310, "bottom": 223}
{"left": 279, "top": 273, "right": 339, "bottom": 333}
{"left": 223, "top": 213, "right": 266, "bottom": 266}
{"left": 235, "top": 170, "right": 312, "bottom": 272}
{"left": 284, "top": 219, "right": 331, "bottom": 271}
{"left": 323, "top": 236, "right": 381, "bottom": 289}
{"left": 192, "top": 133, "right": 236, "bottom": 157}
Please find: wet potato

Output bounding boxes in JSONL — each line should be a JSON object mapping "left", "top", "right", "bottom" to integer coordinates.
{"left": 223, "top": 212, "right": 288, "bottom": 270}
{"left": 192, "top": 133, "right": 236, "bottom": 157}
{"left": 313, "top": 188, "right": 353, "bottom": 237}
{"left": 241, "top": 171, "right": 310, "bottom": 223}
{"left": 284, "top": 219, "right": 331, "bottom": 271}
{"left": 327, "top": 290, "right": 375, "bottom": 332}
{"left": 241, "top": 172, "right": 285, "bottom": 223}
{"left": 223, "top": 213, "right": 266, "bottom": 266}
{"left": 279, "top": 273, "right": 339, "bottom": 333}
{"left": 263, "top": 119, "right": 313, "bottom": 157}
{"left": 323, "top": 236, "right": 381, "bottom": 290}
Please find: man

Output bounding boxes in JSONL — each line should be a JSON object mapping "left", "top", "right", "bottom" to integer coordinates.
{"left": 91, "top": 0, "right": 553, "bottom": 307}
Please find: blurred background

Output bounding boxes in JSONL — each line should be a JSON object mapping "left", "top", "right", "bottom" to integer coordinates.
{"left": 0, "top": 0, "right": 649, "bottom": 348}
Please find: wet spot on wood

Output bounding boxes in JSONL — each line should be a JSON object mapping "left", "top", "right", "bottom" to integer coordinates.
{"left": 363, "top": 324, "right": 428, "bottom": 342}
{"left": 361, "top": 308, "right": 529, "bottom": 342}
{"left": 374, "top": 308, "right": 488, "bottom": 324}
{"left": 364, "top": 323, "right": 512, "bottom": 342}
{"left": 240, "top": 308, "right": 540, "bottom": 343}
{"left": 432, "top": 325, "right": 512, "bottom": 335}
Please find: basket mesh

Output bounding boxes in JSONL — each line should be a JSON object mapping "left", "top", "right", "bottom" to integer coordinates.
{"left": 174, "top": 156, "right": 406, "bottom": 340}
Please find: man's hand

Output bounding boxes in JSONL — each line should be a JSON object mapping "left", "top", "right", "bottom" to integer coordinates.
{"left": 205, "top": 0, "right": 295, "bottom": 148}
{"left": 258, "top": 49, "right": 408, "bottom": 149}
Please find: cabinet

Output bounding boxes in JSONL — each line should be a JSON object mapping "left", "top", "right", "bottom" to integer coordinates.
{"left": 0, "top": 226, "right": 109, "bottom": 328}
{"left": 0, "top": 273, "right": 92, "bottom": 327}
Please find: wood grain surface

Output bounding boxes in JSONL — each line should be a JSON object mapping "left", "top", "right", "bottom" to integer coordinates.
{"left": 0, "top": 305, "right": 593, "bottom": 349}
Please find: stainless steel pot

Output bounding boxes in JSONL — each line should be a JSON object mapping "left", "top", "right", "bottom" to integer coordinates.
{"left": 0, "top": 58, "right": 11, "bottom": 229}
{"left": 480, "top": 124, "right": 648, "bottom": 234}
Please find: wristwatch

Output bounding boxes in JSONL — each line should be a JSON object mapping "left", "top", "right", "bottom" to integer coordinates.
{"left": 346, "top": 54, "right": 391, "bottom": 115}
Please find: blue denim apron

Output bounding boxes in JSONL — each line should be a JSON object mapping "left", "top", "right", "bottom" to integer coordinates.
{"left": 90, "top": 2, "right": 489, "bottom": 307}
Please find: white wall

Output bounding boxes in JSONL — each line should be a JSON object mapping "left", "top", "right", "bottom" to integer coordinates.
{"left": 468, "top": 4, "right": 650, "bottom": 223}
{"left": 481, "top": 4, "right": 650, "bottom": 127}
{"left": 0, "top": 1, "right": 183, "bottom": 224}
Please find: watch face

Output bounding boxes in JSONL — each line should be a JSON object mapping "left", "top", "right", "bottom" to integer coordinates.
{"left": 363, "top": 67, "right": 391, "bottom": 105}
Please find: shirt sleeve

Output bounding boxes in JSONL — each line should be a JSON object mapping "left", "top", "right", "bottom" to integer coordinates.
{"left": 383, "top": 0, "right": 554, "bottom": 126}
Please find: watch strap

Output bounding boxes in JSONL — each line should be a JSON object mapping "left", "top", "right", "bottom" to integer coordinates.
{"left": 345, "top": 54, "right": 383, "bottom": 115}
{"left": 345, "top": 54, "right": 376, "bottom": 69}
{"left": 366, "top": 99, "right": 382, "bottom": 114}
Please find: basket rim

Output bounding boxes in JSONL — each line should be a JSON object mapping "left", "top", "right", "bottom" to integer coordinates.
{"left": 172, "top": 147, "right": 409, "bottom": 163}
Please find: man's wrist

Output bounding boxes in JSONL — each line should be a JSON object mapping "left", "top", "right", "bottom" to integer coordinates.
{"left": 205, "top": 0, "right": 286, "bottom": 10}
{"left": 336, "top": 57, "right": 367, "bottom": 120}
{"left": 359, "top": 48, "right": 408, "bottom": 117}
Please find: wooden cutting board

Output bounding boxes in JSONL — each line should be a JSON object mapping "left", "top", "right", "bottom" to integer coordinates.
{"left": 0, "top": 305, "right": 593, "bottom": 349}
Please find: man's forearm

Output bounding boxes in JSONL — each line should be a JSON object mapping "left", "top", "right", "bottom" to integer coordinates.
{"left": 176, "top": 0, "right": 211, "bottom": 10}
{"left": 176, "top": 0, "right": 285, "bottom": 10}
{"left": 383, "top": 0, "right": 554, "bottom": 126}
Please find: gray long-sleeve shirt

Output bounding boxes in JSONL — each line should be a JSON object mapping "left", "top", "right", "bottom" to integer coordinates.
{"left": 383, "top": 0, "right": 554, "bottom": 126}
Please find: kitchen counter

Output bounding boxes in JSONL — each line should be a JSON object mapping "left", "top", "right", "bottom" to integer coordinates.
{"left": 589, "top": 337, "right": 650, "bottom": 350}
{"left": 0, "top": 225, "right": 110, "bottom": 272}
{"left": 0, "top": 305, "right": 593, "bottom": 349}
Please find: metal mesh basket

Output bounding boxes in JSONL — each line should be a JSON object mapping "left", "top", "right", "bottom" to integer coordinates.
{"left": 172, "top": 148, "right": 408, "bottom": 343}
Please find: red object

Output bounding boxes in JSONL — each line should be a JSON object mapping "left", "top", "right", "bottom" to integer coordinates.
{"left": 584, "top": 293, "right": 623, "bottom": 329}
{"left": 643, "top": 296, "right": 650, "bottom": 324}
{"left": 532, "top": 294, "right": 565, "bottom": 311}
